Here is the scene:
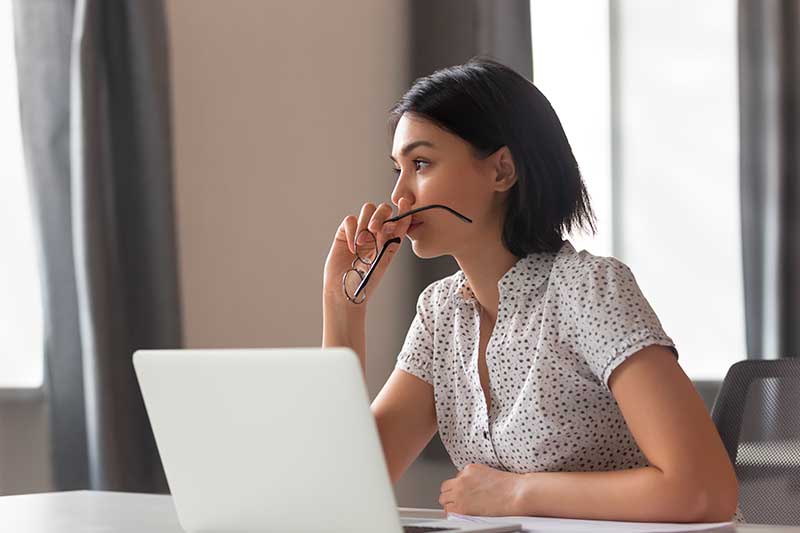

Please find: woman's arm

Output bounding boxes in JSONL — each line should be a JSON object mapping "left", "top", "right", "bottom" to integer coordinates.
{"left": 509, "top": 345, "right": 739, "bottom": 523}
{"left": 371, "top": 369, "right": 438, "bottom": 485}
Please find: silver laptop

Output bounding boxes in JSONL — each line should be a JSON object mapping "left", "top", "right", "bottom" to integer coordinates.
{"left": 133, "top": 347, "right": 521, "bottom": 533}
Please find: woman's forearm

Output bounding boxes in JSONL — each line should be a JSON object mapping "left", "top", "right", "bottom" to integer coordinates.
{"left": 511, "top": 465, "right": 735, "bottom": 523}
{"left": 322, "top": 300, "right": 367, "bottom": 378}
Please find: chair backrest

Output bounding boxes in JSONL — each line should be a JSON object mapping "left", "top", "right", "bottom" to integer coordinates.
{"left": 711, "top": 358, "right": 800, "bottom": 525}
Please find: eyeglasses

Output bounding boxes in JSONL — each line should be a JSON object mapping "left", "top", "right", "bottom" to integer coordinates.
{"left": 342, "top": 204, "right": 472, "bottom": 304}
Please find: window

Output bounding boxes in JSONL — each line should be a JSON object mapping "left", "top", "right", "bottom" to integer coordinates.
{"left": 0, "top": 5, "right": 44, "bottom": 388}
{"left": 531, "top": 0, "right": 613, "bottom": 258}
{"left": 531, "top": 0, "right": 745, "bottom": 380}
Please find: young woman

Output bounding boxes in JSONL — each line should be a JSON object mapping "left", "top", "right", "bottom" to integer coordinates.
{"left": 322, "top": 57, "right": 740, "bottom": 523}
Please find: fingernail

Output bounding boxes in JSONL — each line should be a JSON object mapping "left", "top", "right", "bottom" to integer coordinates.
{"left": 383, "top": 223, "right": 396, "bottom": 234}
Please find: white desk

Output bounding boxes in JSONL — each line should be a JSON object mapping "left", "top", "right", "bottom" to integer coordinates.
{"left": 0, "top": 490, "right": 798, "bottom": 532}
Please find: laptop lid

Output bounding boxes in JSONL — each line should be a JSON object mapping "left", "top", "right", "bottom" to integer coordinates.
{"left": 133, "top": 347, "right": 404, "bottom": 533}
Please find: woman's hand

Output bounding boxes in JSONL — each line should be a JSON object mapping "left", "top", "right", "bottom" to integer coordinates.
{"left": 323, "top": 198, "right": 413, "bottom": 307}
{"left": 439, "top": 463, "right": 525, "bottom": 517}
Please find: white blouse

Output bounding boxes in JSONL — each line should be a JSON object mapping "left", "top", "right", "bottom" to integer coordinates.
{"left": 395, "top": 240, "right": 744, "bottom": 522}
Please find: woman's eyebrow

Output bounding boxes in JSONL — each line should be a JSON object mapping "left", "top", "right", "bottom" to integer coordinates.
{"left": 389, "top": 140, "right": 435, "bottom": 163}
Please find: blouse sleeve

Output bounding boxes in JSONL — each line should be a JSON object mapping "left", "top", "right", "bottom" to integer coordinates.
{"left": 563, "top": 257, "right": 679, "bottom": 391}
{"left": 394, "top": 281, "right": 438, "bottom": 385}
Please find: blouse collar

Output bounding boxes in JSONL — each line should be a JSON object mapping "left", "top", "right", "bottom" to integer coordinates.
{"left": 451, "top": 240, "right": 574, "bottom": 306}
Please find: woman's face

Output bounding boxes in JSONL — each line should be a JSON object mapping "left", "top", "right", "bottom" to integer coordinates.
{"left": 390, "top": 113, "right": 508, "bottom": 258}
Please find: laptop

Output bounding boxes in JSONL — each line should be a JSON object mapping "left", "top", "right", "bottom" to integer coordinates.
{"left": 133, "top": 347, "right": 522, "bottom": 533}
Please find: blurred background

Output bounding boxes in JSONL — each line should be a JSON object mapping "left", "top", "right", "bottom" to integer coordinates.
{"left": 0, "top": 0, "right": 797, "bottom": 510}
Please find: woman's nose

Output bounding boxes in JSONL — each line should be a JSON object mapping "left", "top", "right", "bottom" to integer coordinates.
{"left": 391, "top": 188, "right": 414, "bottom": 209}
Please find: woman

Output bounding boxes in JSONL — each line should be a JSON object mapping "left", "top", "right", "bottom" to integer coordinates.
{"left": 321, "top": 57, "right": 740, "bottom": 523}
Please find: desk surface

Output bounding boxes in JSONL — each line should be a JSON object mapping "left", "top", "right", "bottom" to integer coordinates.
{"left": 0, "top": 490, "right": 798, "bottom": 533}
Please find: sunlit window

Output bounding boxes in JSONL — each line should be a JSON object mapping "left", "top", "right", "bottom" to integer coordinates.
{"left": 0, "top": 5, "right": 44, "bottom": 388}
{"left": 531, "top": 0, "right": 613, "bottom": 258}
{"left": 531, "top": 0, "right": 745, "bottom": 380}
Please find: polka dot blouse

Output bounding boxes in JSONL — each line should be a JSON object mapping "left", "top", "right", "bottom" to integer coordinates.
{"left": 396, "top": 238, "right": 678, "bottom": 473}
{"left": 395, "top": 239, "right": 744, "bottom": 522}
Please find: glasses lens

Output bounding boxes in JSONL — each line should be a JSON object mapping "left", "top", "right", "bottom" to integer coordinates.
{"left": 355, "top": 229, "right": 377, "bottom": 265}
{"left": 343, "top": 268, "right": 367, "bottom": 303}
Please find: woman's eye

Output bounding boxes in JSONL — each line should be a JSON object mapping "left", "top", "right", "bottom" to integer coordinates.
{"left": 391, "top": 160, "right": 429, "bottom": 175}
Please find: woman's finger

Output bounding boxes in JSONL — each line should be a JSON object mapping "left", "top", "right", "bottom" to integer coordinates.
{"left": 368, "top": 202, "right": 394, "bottom": 248}
{"left": 342, "top": 215, "right": 358, "bottom": 254}
{"left": 367, "top": 202, "right": 394, "bottom": 233}
{"left": 396, "top": 197, "right": 414, "bottom": 232}
{"left": 356, "top": 202, "right": 377, "bottom": 246}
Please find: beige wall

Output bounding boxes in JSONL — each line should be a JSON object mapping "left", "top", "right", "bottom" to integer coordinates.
{"left": 0, "top": 390, "right": 51, "bottom": 495}
{"left": 168, "top": 0, "right": 411, "bottom": 390}
{"left": 167, "top": 0, "right": 455, "bottom": 508}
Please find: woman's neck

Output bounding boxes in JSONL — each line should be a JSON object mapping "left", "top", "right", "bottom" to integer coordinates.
{"left": 455, "top": 243, "right": 520, "bottom": 324}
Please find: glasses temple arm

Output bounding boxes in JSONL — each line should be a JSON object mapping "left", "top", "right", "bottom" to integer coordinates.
{"left": 385, "top": 204, "right": 472, "bottom": 224}
{"left": 352, "top": 236, "right": 402, "bottom": 299}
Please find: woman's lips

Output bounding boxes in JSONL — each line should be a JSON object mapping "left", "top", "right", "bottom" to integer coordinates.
{"left": 408, "top": 221, "right": 424, "bottom": 233}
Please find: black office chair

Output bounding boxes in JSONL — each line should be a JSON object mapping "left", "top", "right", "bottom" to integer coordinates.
{"left": 711, "top": 358, "right": 800, "bottom": 525}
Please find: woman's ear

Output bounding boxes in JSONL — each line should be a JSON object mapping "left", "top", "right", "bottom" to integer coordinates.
{"left": 492, "top": 146, "right": 518, "bottom": 193}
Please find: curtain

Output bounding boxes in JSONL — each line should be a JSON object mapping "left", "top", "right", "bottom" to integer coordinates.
{"left": 13, "top": 0, "right": 182, "bottom": 492}
{"left": 738, "top": 0, "right": 800, "bottom": 360}
{"left": 406, "top": 0, "right": 533, "bottom": 460}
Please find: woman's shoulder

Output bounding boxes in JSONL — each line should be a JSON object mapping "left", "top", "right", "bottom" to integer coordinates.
{"left": 415, "top": 271, "right": 462, "bottom": 311}
{"left": 555, "top": 241, "right": 637, "bottom": 289}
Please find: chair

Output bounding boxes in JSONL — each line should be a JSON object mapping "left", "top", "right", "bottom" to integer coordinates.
{"left": 711, "top": 358, "right": 800, "bottom": 525}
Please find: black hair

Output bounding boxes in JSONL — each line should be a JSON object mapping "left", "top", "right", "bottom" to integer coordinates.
{"left": 387, "top": 56, "right": 596, "bottom": 257}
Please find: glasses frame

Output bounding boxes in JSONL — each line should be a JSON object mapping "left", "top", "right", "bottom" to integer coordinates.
{"left": 341, "top": 204, "right": 473, "bottom": 304}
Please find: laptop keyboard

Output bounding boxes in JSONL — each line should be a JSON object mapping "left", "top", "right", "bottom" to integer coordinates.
{"left": 403, "top": 526, "right": 457, "bottom": 532}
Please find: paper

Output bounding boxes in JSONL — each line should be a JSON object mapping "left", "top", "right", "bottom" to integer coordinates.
{"left": 446, "top": 512, "right": 735, "bottom": 532}
{"left": 398, "top": 507, "right": 448, "bottom": 519}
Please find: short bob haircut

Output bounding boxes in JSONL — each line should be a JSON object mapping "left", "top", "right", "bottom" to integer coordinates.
{"left": 387, "top": 56, "right": 596, "bottom": 257}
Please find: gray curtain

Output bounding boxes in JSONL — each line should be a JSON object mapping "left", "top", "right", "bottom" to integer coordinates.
{"left": 406, "top": 0, "right": 532, "bottom": 460}
{"left": 739, "top": 0, "right": 800, "bottom": 360}
{"left": 13, "top": 0, "right": 182, "bottom": 492}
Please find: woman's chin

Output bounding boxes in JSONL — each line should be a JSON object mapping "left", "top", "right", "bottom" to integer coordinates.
{"left": 409, "top": 238, "right": 427, "bottom": 257}
{"left": 409, "top": 239, "right": 445, "bottom": 259}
